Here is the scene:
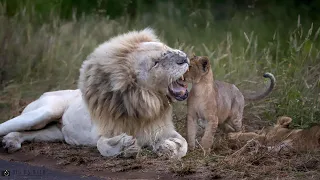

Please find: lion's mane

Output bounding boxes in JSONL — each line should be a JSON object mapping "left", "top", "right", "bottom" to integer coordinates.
{"left": 78, "top": 29, "right": 172, "bottom": 138}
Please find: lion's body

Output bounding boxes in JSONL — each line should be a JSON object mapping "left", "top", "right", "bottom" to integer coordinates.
{"left": 184, "top": 56, "right": 275, "bottom": 153}
{"left": 0, "top": 90, "right": 99, "bottom": 146}
{"left": 0, "top": 29, "right": 190, "bottom": 159}
{"left": 228, "top": 116, "right": 320, "bottom": 152}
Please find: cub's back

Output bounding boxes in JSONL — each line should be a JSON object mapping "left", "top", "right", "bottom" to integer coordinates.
{"left": 215, "top": 80, "right": 245, "bottom": 120}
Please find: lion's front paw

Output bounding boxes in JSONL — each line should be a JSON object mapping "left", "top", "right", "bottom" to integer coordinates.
{"left": 155, "top": 138, "right": 187, "bottom": 159}
{"left": 121, "top": 141, "right": 141, "bottom": 158}
{"left": 97, "top": 133, "right": 139, "bottom": 158}
{"left": 2, "top": 132, "right": 22, "bottom": 153}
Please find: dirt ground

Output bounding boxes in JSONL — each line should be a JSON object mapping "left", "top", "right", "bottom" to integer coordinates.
{"left": 0, "top": 99, "right": 320, "bottom": 180}
{"left": 0, "top": 158, "right": 101, "bottom": 180}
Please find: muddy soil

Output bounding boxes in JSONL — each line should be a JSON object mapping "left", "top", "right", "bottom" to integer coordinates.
{"left": 0, "top": 142, "right": 193, "bottom": 180}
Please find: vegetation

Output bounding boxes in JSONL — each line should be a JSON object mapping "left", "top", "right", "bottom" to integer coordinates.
{"left": 0, "top": 0, "right": 320, "bottom": 128}
{"left": 0, "top": 1, "right": 320, "bottom": 179}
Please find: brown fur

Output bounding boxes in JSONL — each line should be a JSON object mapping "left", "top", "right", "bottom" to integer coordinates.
{"left": 184, "top": 55, "right": 275, "bottom": 153}
{"left": 228, "top": 116, "right": 320, "bottom": 152}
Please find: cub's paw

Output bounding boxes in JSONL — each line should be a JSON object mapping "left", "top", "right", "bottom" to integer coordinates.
{"left": 200, "top": 137, "right": 214, "bottom": 156}
{"left": 227, "top": 132, "right": 241, "bottom": 140}
{"left": 187, "top": 141, "right": 196, "bottom": 151}
{"left": 2, "top": 132, "right": 22, "bottom": 153}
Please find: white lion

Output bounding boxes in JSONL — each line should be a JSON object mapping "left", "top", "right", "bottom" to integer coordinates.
{"left": 0, "top": 28, "right": 190, "bottom": 159}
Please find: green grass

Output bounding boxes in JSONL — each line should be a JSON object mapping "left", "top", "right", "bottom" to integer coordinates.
{"left": 0, "top": 2, "right": 320, "bottom": 128}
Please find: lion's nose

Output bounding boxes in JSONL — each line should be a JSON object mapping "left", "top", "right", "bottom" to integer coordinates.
{"left": 175, "top": 51, "right": 189, "bottom": 65}
{"left": 166, "top": 49, "right": 189, "bottom": 66}
{"left": 176, "top": 57, "right": 189, "bottom": 65}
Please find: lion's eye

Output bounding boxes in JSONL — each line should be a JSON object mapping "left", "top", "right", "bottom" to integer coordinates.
{"left": 154, "top": 61, "right": 159, "bottom": 68}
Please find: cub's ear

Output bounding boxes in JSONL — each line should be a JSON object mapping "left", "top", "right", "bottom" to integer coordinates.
{"left": 199, "top": 57, "right": 210, "bottom": 73}
{"left": 276, "top": 116, "right": 292, "bottom": 128}
{"left": 189, "top": 53, "right": 197, "bottom": 62}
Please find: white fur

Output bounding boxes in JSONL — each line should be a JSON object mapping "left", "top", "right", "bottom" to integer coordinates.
{"left": 1, "top": 89, "right": 187, "bottom": 158}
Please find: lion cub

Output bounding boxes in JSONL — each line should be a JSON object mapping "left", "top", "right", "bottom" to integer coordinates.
{"left": 183, "top": 55, "right": 275, "bottom": 153}
{"left": 228, "top": 116, "right": 320, "bottom": 152}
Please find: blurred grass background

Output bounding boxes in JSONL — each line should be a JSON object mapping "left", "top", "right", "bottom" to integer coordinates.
{"left": 0, "top": 0, "right": 320, "bottom": 128}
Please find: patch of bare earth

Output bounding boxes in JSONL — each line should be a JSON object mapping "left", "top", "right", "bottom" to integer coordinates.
{"left": 0, "top": 97, "right": 319, "bottom": 179}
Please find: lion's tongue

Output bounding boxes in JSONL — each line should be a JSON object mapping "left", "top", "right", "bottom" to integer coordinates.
{"left": 170, "top": 82, "right": 187, "bottom": 95}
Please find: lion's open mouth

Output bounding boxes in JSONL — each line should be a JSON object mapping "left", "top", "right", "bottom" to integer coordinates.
{"left": 168, "top": 76, "right": 189, "bottom": 101}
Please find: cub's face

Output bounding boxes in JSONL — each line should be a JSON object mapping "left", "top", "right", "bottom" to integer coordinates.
{"left": 183, "top": 55, "right": 211, "bottom": 84}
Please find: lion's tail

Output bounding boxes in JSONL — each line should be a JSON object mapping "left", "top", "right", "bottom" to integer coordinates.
{"left": 244, "top": 72, "right": 276, "bottom": 101}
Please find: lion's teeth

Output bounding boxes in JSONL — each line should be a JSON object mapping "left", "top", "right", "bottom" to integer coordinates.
{"left": 187, "top": 68, "right": 189, "bottom": 72}
{"left": 181, "top": 75, "right": 184, "bottom": 81}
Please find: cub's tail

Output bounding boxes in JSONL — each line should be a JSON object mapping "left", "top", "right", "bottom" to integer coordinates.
{"left": 244, "top": 73, "right": 276, "bottom": 101}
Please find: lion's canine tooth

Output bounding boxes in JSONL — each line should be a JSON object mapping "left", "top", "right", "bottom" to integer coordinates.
{"left": 181, "top": 75, "right": 184, "bottom": 81}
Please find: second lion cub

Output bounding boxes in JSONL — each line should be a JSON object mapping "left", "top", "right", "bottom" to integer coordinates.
{"left": 183, "top": 55, "right": 275, "bottom": 153}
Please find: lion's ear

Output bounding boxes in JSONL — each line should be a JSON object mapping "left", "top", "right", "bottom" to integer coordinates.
{"left": 199, "top": 57, "right": 210, "bottom": 73}
{"left": 276, "top": 116, "right": 292, "bottom": 127}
